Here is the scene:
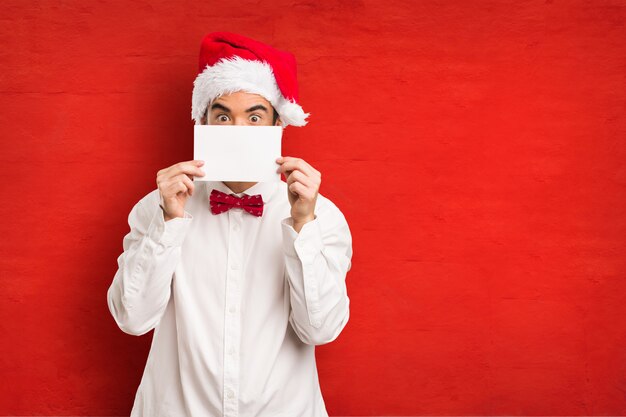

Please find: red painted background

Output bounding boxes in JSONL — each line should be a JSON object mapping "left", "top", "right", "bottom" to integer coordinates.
{"left": 1, "top": 0, "right": 625, "bottom": 415}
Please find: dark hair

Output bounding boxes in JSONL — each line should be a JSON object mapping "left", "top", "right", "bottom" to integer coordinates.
{"left": 272, "top": 107, "right": 279, "bottom": 125}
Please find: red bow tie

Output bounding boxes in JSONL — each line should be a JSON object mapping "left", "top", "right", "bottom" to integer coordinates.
{"left": 209, "top": 189, "right": 264, "bottom": 217}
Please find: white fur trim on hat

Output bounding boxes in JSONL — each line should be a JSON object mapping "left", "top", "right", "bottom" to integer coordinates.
{"left": 191, "top": 55, "right": 310, "bottom": 128}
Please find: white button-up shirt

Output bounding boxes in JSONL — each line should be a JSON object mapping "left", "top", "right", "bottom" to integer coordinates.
{"left": 107, "top": 179, "right": 353, "bottom": 417}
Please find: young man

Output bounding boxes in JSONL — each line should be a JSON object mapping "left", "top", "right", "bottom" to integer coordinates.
{"left": 107, "top": 32, "right": 353, "bottom": 417}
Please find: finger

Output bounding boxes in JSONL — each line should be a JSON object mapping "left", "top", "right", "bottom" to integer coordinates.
{"left": 286, "top": 169, "right": 315, "bottom": 189}
{"left": 285, "top": 167, "right": 321, "bottom": 191}
{"left": 169, "top": 161, "right": 206, "bottom": 178}
{"left": 279, "top": 156, "right": 320, "bottom": 177}
{"left": 159, "top": 160, "right": 203, "bottom": 175}
{"left": 287, "top": 174, "right": 317, "bottom": 200}
{"left": 164, "top": 179, "right": 188, "bottom": 198}
{"left": 172, "top": 173, "right": 195, "bottom": 196}
{"left": 283, "top": 161, "right": 321, "bottom": 179}
{"left": 185, "top": 159, "right": 205, "bottom": 166}
{"left": 288, "top": 180, "right": 311, "bottom": 198}
{"left": 167, "top": 170, "right": 194, "bottom": 190}
{"left": 277, "top": 157, "right": 314, "bottom": 176}
{"left": 280, "top": 159, "right": 313, "bottom": 176}
{"left": 157, "top": 165, "right": 203, "bottom": 197}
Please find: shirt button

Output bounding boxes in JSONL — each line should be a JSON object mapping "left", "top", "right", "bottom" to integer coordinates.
{"left": 229, "top": 347, "right": 236, "bottom": 355}
{"left": 233, "top": 224, "right": 240, "bottom": 232}
{"left": 230, "top": 263, "right": 239, "bottom": 270}
{"left": 227, "top": 390, "right": 234, "bottom": 399}
{"left": 229, "top": 306, "right": 236, "bottom": 314}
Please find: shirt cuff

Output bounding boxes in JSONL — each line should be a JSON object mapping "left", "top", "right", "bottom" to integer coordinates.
{"left": 281, "top": 215, "right": 323, "bottom": 264}
{"left": 147, "top": 206, "right": 194, "bottom": 247}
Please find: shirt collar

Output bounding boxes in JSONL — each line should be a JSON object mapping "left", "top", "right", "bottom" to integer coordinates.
{"left": 204, "top": 180, "right": 280, "bottom": 204}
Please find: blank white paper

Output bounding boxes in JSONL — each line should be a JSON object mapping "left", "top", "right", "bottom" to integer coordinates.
{"left": 193, "top": 125, "right": 282, "bottom": 182}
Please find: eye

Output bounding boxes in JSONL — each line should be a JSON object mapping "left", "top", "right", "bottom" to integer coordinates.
{"left": 217, "top": 114, "right": 230, "bottom": 122}
{"left": 250, "top": 115, "right": 261, "bottom": 123}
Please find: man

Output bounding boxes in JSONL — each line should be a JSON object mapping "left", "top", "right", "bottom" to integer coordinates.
{"left": 107, "top": 32, "right": 353, "bottom": 417}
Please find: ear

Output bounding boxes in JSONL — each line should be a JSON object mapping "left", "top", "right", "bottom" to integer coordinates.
{"left": 274, "top": 116, "right": 282, "bottom": 127}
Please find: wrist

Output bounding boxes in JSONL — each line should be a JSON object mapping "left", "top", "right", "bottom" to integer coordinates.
{"left": 160, "top": 204, "right": 176, "bottom": 222}
{"left": 292, "top": 214, "right": 315, "bottom": 232}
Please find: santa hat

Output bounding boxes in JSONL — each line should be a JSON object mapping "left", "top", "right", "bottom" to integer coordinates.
{"left": 191, "top": 32, "right": 310, "bottom": 128}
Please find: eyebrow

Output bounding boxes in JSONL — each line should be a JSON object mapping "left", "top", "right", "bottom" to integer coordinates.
{"left": 210, "top": 103, "right": 269, "bottom": 113}
{"left": 210, "top": 103, "right": 230, "bottom": 113}
{"left": 244, "top": 104, "right": 269, "bottom": 113}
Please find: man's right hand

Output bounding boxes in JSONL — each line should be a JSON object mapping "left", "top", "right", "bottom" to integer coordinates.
{"left": 157, "top": 160, "right": 205, "bottom": 221}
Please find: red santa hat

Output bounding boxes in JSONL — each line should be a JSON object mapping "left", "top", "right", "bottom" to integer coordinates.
{"left": 191, "top": 32, "right": 310, "bottom": 128}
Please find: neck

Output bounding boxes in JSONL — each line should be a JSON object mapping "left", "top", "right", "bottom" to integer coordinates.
{"left": 223, "top": 181, "right": 257, "bottom": 194}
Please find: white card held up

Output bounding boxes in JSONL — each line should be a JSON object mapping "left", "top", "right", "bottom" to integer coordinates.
{"left": 193, "top": 125, "right": 282, "bottom": 182}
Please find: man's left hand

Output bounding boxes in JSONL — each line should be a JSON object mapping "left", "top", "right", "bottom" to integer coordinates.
{"left": 276, "top": 156, "right": 320, "bottom": 231}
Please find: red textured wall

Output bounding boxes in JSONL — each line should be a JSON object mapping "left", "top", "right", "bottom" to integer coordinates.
{"left": 1, "top": 0, "right": 625, "bottom": 415}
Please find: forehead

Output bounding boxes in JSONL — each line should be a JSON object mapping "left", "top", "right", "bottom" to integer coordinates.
{"left": 212, "top": 91, "right": 271, "bottom": 107}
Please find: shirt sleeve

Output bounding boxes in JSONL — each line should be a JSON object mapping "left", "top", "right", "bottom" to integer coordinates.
{"left": 280, "top": 200, "right": 353, "bottom": 346}
{"left": 107, "top": 194, "right": 194, "bottom": 336}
